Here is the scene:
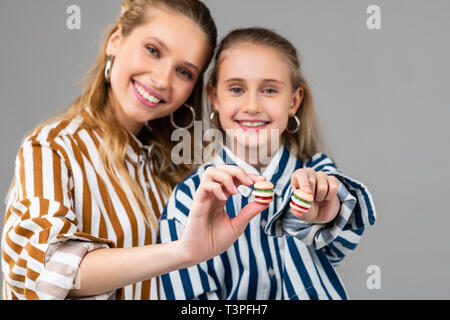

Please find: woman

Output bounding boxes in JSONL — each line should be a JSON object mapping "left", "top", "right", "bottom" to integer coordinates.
{"left": 1, "top": 0, "right": 267, "bottom": 300}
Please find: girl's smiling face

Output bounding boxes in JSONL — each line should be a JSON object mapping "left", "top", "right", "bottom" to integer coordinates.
{"left": 209, "top": 42, "right": 304, "bottom": 163}
{"left": 106, "top": 8, "right": 210, "bottom": 134}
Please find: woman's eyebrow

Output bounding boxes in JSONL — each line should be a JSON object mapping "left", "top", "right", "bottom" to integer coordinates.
{"left": 145, "top": 36, "right": 169, "bottom": 51}
{"left": 144, "top": 36, "right": 200, "bottom": 73}
{"left": 183, "top": 61, "right": 200, "bottom": 73}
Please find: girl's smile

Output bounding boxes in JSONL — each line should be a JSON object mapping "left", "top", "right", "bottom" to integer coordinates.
{"left": 234, "top": 119, "right": 271, "bottom": 131}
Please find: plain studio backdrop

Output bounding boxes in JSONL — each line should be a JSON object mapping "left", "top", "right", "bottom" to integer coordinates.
{"left": 1, "top": 0, "right": 449, "bottom": 299}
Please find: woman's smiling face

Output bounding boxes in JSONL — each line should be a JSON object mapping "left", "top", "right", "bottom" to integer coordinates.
{"left": 106, "top": 7, "right": 210, "bottom": 134}
{"left": 209, "top": 42, "right": 303, "bottom": 157}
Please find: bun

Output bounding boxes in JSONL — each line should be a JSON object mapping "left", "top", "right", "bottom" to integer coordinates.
{"left": 121, "top": 0, "right": 135, "bottom": 16}
{"left": 253, "top": 181, "right": 274, "bottom": 190}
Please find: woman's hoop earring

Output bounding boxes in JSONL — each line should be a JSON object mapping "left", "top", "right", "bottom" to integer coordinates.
{"left": 287, "top": 115, "right": 301, "bottom": 134}
{"left": 170, "top": 104, "right": 196, "bottom": 130}
{"left": 104, "top": 55, "right": 114, "bottom": 83}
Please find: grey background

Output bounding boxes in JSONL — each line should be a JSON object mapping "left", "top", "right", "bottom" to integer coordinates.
{"left": 1, "top": 0, "right": 449, "bottom": 299}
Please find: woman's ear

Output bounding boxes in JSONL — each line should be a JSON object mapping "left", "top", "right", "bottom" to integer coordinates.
{"left": 289, "top": 86, "right": 304, "bottom": 116}
{"left": 106, "top": 25, "right": 123, "bottom": 56}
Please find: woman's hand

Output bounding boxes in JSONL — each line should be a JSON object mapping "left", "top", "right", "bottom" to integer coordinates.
{"left": 179, "top": 165, "right": 269, "bottom": 265}
{"left": 290, "top": 168, "right": 340, "bottom": 224}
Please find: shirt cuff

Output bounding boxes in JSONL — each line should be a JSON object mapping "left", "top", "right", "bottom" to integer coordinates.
{"left": 35, "top": 240, "right": 115, "bottom": 300}
{"left": 280, "top": 180, "right": 357, "bottom": 249}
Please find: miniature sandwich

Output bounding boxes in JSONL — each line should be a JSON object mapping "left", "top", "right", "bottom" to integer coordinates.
{"left": 290, "top": 189, "right": 314, "bottom": 215}
{"left": 252, "top": 181, "right": 274, "bottom": 203}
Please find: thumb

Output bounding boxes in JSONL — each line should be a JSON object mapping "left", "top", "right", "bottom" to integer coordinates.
{"left": 230, "top": 202, "right": 269, "bottom": 237}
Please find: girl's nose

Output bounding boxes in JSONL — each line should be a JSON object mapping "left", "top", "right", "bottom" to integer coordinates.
{"left": 242, "top": 94, "right": 262, "bottom": 114}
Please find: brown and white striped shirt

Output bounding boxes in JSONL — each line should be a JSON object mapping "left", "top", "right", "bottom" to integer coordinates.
{"left": 1, "top": 110, "right": 166, "bottom": 300}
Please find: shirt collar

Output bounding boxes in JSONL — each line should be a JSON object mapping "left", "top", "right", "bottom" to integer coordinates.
{"left": 213, "top": 144, "right": 302, "bottom": 197}
{"left": 125, "top": 128, "right": 154, "bottom": 165}
{"left": 82, "top": 106, "right": 153, "bottom": 165}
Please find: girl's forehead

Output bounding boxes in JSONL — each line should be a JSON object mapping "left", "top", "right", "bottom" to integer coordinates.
{"left": 218, "top": 43, "right": 291, "bottom": 81}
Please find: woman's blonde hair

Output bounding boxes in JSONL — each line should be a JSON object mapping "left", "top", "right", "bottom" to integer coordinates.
{"left": 208, "top": 27, "right": 325, "bottom": 161}
{"left": 9, "top": 0, "right": 217, "bottom": 230}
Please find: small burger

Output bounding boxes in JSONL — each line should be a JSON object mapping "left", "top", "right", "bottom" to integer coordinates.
{"left": 252, "top": 181, "right": 274, "bottom": 204}
{"left": 290, "top": 189, "right": 314, "bottom": 215}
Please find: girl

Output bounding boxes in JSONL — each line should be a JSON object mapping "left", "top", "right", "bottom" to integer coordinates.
{"left": 1, "top": 1, "right": 268, "bottom": 300}
{"left": 158, "top": 27, "right": 376, "bottom": 300}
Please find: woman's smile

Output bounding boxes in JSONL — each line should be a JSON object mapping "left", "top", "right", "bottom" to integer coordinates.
{"left": 132, "top": 79, "right": 167, "bottom": 108}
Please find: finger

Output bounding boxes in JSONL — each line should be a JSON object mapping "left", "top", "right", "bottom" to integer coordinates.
{"left": 291, "top": 169, "right": 312, "bottom": 193}
{"left": 200, "top": 181, "right": 227, "bottom": 201}
{"left": 216, "top": 164, "right": 254, "bottom": 186}
{"left": 314, "top": 171, "right": 329, "bottom": 202}
{"left": 290, "top": 205, "right": 317, "bottom": 222}
{"left": 204, "top": 167, "right": 238, "bottom": 195}
{"left": 248, "top": 173, "right": 266, "bottom": 183}
{"left": 305, "top": 168, "right": 317, "bottom": 195}
{"left": 230, "top": 202, "right": 269, "bottom": 237}
{"left": 325, "top": 176, "right": 340, "bottom": 201}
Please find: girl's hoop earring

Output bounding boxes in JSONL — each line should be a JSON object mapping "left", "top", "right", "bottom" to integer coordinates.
{"left": 210, "top": 110, "right": 219, "bottom": 122}
{"left": 170, "top": 104, "right": 195, "bottom": 130}
{"left": 104, "top": 55, "right": 114, "bottom": 83}
{"left": 287, "top": 115, "right": 301, "bottom": 134}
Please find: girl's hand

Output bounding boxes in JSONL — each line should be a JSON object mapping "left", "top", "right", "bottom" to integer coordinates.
{"left": 180, "top": 165, "right": 269, "bottom": 265}
{"left": 290, "top": 168, "right": 340, "bottom": 224}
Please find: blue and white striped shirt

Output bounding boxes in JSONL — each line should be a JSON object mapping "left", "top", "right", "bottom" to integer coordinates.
{"left": 158, "top": 145, "right": 376, "bottom": 300}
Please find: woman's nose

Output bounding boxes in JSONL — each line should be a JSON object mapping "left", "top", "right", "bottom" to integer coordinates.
{"left": 149, "top": 63, "right": 171, "bottom": 90}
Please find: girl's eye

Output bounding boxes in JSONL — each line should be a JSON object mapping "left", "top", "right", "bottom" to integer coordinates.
{"left": 230, "top": 87, "right": 244, "bottom": 94}
{"left": 263, "top": 88, "right": 278, "bottom": 94}
{"left": 177, "top": 68, "right": 193, "bottom": 80}
{"left": 146, "top": 46, "right": 159, "bottom": 57}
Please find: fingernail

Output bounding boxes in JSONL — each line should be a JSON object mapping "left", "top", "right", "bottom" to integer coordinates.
{"left": 246, "top": 177, "right": 253, "bottom": 185}
{"left": 233, "top": 185, "right": 238, "bottom": 194}
{"left": 302, "top": 185, "right": 312, "bottom": 193}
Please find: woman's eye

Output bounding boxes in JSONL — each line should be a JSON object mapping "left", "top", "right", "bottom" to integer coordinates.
{"left": 146, "top": 46, "right": 159, "bottom": 57}
{"left": 177, "top": 68, "right": 193, "bottom": 80}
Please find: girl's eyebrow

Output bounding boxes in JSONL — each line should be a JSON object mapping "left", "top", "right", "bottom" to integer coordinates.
{"left": 224, "top": 78, "right": 285, "bottom": 85}
{"left": 224, "top": 78, "right": 245, "bottom": 83}
{"left": 144, "top": 36, "right": 200, "bottom": 73}
{"left": 261, "top": 79, "right": 286, "bottom": 85}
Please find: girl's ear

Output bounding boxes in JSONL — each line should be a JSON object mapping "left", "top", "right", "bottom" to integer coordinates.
{"left": 289, "top": 86, "right": 304, "bottom": 116}
{"left": 106, "top": 25, "right": 123, "bottom": 56}
{"left": 206, "top": 83, "right": 219, "bottom": 111}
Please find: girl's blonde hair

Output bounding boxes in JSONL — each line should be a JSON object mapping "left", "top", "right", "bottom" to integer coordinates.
{"left": 9, "top": 0, "right": 217, "bottom": 230}
{"left": 208, "top": 27, "right": 325, "bottom": 161}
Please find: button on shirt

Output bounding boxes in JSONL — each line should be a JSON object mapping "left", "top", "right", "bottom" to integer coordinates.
{"left": 158, "top": 145, "right": 376, "bottom": 300}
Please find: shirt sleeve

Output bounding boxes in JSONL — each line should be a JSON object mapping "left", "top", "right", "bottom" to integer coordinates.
{"left": 1, "top": 138, "right": 115, "bottom": 300}
{"left": 157, "top": 178, "right": 221, "bottom": 300}
{"left": 264, "top": 153, "right": 376, "bottom": 265}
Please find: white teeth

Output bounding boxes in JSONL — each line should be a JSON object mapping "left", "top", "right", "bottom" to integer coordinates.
{"left": 134, "top": 84, "right": 161, "bottom": 104}
{"left": 240, "top": 121, "right": 266, "bottom": 127}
